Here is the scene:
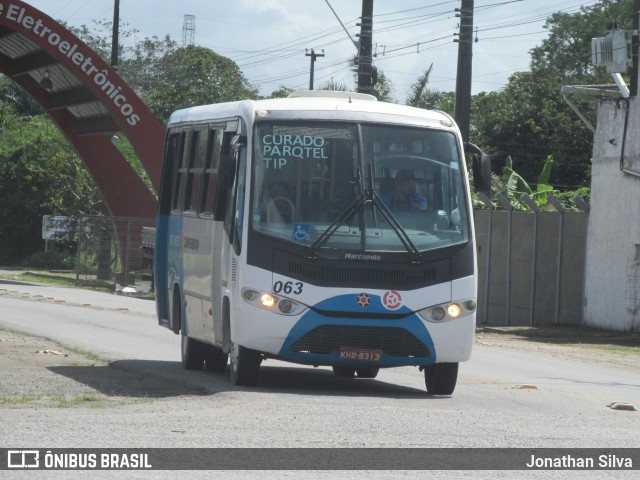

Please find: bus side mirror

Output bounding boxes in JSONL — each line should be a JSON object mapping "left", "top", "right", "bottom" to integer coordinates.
{"left": 465, "top": 142, "right": 492, "bottom": 195}
{"left": 231, "top": 134, "right": 246, "bottom": 149}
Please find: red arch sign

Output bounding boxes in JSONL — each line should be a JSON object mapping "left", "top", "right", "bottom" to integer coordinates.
{"left": 0, "top": 2, "right": 164, "bottom": 218}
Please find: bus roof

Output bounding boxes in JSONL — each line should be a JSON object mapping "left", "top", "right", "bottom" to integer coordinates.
{"left": 167, "top": 91, "right": 456, "bottom": 130}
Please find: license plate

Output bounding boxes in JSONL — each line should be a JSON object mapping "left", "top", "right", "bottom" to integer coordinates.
{"left": 339, "top": 347, "right": 382, "bottom": 362}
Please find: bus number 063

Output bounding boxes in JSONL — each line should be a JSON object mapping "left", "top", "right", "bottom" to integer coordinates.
{"left": 273, "top": 281, "right": 303, "bottom": 295}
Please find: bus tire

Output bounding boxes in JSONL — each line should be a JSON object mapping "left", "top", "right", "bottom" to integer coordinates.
{"left": 424, "top": 362, "right": 458, "bottom": 395}
{"left": 229, "top": 342, "right": 261, "bottom": 386}
{"left": 332, "top": 366, "right": 356, "bottom": 377}
{"left": 170, "top": 288, "right": 182, "bottom": 335}
{"left": 181, "top": 333, "right": 206, "bottom": 370}
{"left": 205, "top": 345, "right": 228, "bottom": 372}
{"left": 356, "top": 366, "right": 380, "bottom": 378}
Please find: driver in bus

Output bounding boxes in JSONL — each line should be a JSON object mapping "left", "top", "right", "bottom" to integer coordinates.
{"left": 381, "top": 170, "right": 427, "bottom": 210}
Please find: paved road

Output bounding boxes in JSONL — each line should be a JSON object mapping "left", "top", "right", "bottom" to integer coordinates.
{"left": 1, "top": 279, "right": 639, "bottom": 479}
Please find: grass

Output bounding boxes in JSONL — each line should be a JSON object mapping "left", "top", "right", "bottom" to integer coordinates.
{"left": 477, "top": 326, "right": 640, "bottom": 356}
{"left": 70, "top": 347, "right": 99, "bottom": 362}
{"left": 18, "top": 272, "right": 78, "bottom": 287}
{"left": 0, "top": 395, "right": 40, "bottom": 405}
{"left": 0, "top": 270, "right": 153, "bottom": 298}
{"left": 52, "top": 393, "right": 106, "bottom": 408}
{"left": 583, "top": 343, "right": 640, "bottom": 356}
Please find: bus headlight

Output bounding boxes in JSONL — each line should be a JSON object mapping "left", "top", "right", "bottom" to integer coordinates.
{"left": 418, "top": 299, "right": 476, "bottom": 323}
{"left": 447, "top": 303, "right": 462, "bottom": 318}
{"left": 241, "top": 288, "right": 307, "bottom": 316}
{"left": 260, "top": 294, "right": 276, "bottom": 308}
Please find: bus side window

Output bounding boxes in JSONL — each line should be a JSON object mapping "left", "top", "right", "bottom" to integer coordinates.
{"left": 214, "top": 131, "right": 239, "bottom": 224}
{"left": 184, "top": 129, "right": 207, "bottom": 212}
{"left": 159, "top": 132, "right": 180, "bottom": 215}
{"left": 201, "top": 128, "right": 222, "bottom": 214}
{"left": 172, "top": 131, "right": 190, "bottom": 211}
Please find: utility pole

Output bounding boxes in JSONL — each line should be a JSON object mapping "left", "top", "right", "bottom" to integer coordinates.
{"left": 111, "top": 0, "right": 120, "bottom": 70}
{"left": 306, "top": 49, "right": 325, "bottom": 90}
{"left": 357, "top": 0, "right": 374, "bottom": 94}
{"left": 454, "top": 0, "right": 475, "bottom": 142}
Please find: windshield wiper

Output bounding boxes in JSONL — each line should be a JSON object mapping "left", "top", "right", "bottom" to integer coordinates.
{"left": 364, "top": 161, "right": 420, "bottom": 262}
{"left": 306, "top": 189, "right": 362, "bottom": 260}
{"left": 370, "top": 190, "right": 421, "bottom": 262}
{"left": 307, "top": 166, "right": 421, "bottom": 263}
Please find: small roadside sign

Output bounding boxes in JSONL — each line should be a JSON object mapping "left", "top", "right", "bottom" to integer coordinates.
{"left": 42, "top": 215, "right": 70, "bottom": 241}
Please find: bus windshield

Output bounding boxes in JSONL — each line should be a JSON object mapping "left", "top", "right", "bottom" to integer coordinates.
{"left": 251, "top": 121, "right": 469, "bottom": 253}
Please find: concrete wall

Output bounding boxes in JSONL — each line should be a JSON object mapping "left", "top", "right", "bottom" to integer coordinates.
{"left": 584, "top": 96, "right": 640, "bottom": 331}
{"left": 474, "top": 209, "right": 588, "bottom": 326}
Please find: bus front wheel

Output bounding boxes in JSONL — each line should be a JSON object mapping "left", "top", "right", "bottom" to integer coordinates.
{"left": 229, "top": 342, "right": 261, "bottom": 386}
{"left": 424, "top": 362, "right": 458, "bottom": 395}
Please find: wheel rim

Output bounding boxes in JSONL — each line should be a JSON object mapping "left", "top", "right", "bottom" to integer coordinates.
{"left": 229, "top": 342, "right": 239, "bottom": 375}
{"left": 181, "top": 334, "right": 187, "bottom": 362}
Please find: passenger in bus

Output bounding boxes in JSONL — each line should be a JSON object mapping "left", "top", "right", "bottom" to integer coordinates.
{"left": 381, "top": 170, "right": 427, "bottom": 210}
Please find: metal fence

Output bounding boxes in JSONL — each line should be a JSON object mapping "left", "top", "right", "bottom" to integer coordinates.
{"left": 474, "top": 194, "right": 589, "bottom": 326}
{"left": 75, "top": 215, "right": 155, "bottom": 291}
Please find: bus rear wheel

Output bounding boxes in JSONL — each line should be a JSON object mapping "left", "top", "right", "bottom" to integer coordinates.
{"left": 204, "top": 345, "right": 228, "bottom": 372}
{"left": 229, "top": 342, "right": 261, "bottom": 386}
{"left": 424, "top": 362, "right": 458, "bottom": 395}
{"left": 181, "top": 334, "right": 206, "bottom": 370}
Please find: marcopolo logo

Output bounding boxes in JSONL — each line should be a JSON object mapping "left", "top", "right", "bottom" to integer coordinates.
{"left": 0, "top": 2, "right": 141, "bottom": 126}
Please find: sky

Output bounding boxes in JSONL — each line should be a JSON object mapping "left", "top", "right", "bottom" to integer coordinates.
{"left": 23, "top": 0, "right": 602, "bottom": 101}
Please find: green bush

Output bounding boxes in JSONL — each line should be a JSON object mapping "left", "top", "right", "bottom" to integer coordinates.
{"left": 22, "top": 250, "right": 75, "bottom": 270}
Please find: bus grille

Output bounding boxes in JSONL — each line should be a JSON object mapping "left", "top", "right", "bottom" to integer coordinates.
{"left": 290, "top": 325, "right": 430, "bottom": 358}
{"left": 288, "top": 261, "right": 437, "bottom": 289}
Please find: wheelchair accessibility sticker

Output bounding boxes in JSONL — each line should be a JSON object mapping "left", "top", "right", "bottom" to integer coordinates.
{"left": 293, "top": 223, "right": 309, "bottom": 243}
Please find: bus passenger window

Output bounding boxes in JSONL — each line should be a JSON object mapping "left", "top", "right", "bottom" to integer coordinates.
{"left": 185, "top": 129, "right": 207, "bottom": 212}
{"left": 202, "top": 128, "right": 223, "bottom": 214}
{"left": 159, "top": 132, "right": 180, "bottom": 215}
{"left": 172, "top": 131, "right": 189, "bottom": 211}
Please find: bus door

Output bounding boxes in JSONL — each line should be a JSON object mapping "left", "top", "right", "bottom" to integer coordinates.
{"left": 211, "top": 122, "right": 243, "bottom": 351}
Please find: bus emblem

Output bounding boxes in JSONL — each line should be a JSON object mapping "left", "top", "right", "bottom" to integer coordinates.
{"left": 356, "top": 293, "right": 370, "bottom": 308}
{"left": 382, "top": 290, "right": 402, "bottom": 310}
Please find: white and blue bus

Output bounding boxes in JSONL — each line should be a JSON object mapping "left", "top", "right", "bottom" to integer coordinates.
{"left": 154, "top": 91, "right": 486, "bottom": 395}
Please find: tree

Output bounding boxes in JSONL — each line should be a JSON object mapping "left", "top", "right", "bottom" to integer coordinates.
{"left": 147, "top": 45, "right": 258, "bottom": 123}
{"left": 406, "top": 64, "right": 455, "bottom": 115}
{"left": 119, "top": 35, "right": 178, "bottom": 104}
{"left": 318, "top": 78, "right": 349, "bottom": 92}
{"left": 268, "top": 86, "right": 295, "bottom": 98}
{"left": 470, "top": 0, "right": 636, "bottom": 191}
{"left": 471, "top": 71, "right": 592, "bottom": 189}
{"left": 530, "top": 0, "right": 634, "bottom": 84}
{"left": 0, "top": 75, "right": 41, "bottom": 117}
{"left": 371, "top": 68, "right": 395, "bottom": 103}
{"left": 0, "top": 114, "right": 103, "bottom": 264}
